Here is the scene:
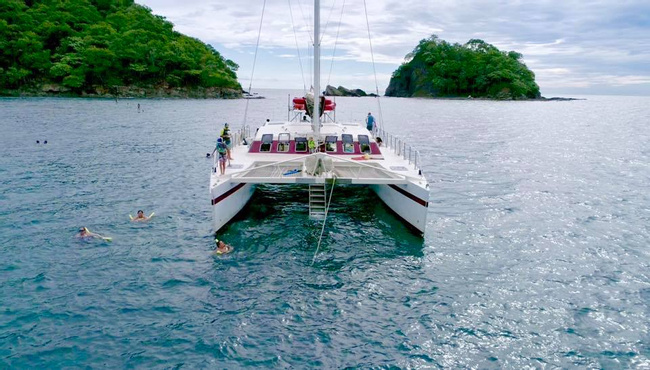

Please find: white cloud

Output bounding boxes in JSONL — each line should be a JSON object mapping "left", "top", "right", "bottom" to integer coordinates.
{"left": 138, "top": 0, "right": 650, "bottom": 95}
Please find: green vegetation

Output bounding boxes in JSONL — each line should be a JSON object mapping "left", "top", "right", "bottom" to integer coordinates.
{"left": 386, "top": 35, "right": 540, "bottom": 99}
{"left": 0, "top": 0, "right": 241, "bottom": 97}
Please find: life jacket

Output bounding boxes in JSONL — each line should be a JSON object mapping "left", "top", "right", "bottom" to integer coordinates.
{"left": 217, "top": 142, "right": 227, "bottom": 155}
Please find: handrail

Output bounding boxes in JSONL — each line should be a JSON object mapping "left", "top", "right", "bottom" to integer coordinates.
{"left": 375, "top": 127, "right": 421, "bottom": 171}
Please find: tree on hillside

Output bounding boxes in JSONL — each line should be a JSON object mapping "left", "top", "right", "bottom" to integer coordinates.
{"left": 385, "top": 35, "right": 540, "bottom": 99}
{"left": 0, "top": 0, "right": 240, "bottom": 94}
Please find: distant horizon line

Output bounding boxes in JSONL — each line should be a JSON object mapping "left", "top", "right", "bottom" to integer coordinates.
{"left": 243, "top": 87, "right": 650, "bottom": 98}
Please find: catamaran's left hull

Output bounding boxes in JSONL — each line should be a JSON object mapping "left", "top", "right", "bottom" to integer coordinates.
{"left": 211, "top": 182, "right": 256, "bottom": 233}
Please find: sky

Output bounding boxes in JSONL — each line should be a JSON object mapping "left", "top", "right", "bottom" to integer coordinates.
{"left": 138, "top": 0, "right": 650, "bottom": 96}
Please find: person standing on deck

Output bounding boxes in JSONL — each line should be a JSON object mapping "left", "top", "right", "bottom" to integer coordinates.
{"left": 366, "top": 112, "right": 376, "bottom": 133}
{"left": 220, "top": 123, "right": 233, "bottom": 164}
{"left": 212, "top": 138, "right": 228, "bottom": 175}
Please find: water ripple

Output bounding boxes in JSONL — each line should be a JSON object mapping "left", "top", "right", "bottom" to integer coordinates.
{"left": 0, "top": 94, "right": 649, "bottom": 367}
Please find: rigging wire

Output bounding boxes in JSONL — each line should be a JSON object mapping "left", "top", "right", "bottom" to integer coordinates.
{"left": 311, "top": 176, "right": 337, "bottom": 266}
{"left": 242, "top": 0, "right": 267, "bottom": 127}
{"left": 288, "top": 0, "right": 308, "bottom": 94}
{"left": 363, "top": 0, "right": 384, "bottom": 129}
{"left": 297, "top": 0, "right": 315, "bottom": 88}
{"left": 319, "top": 0, "right": 338, "bottom": 44}
{"left": 296, "top": 0, "right": 314, "bottom": 45}
{"left": 326, "top": 0, "right": 345, "bottom": 87}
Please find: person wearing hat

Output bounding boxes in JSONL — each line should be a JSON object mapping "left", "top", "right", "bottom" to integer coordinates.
{"left": 212, "top": 137, "right": 228, "bottom": 175}
{"left": 220, "top": 123, "right": 233, "bottom": 162}
{"left": 214, "top": 238, "right": 233, "bottom": 254}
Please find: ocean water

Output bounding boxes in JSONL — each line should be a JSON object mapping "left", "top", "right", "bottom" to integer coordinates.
{"left": 1, "top": 91, "right": 649, "bottom": 368}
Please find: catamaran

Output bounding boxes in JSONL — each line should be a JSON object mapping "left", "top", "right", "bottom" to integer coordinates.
{"left": 210, "top": 1, "right": 429, "bottom": 234}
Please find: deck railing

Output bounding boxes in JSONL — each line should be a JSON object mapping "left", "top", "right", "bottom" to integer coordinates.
{"left": 375, "top": 127, "right": 421, "bottom": 171}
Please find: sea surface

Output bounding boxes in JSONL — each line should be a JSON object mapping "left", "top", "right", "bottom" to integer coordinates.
{"left": 1, "top": 91, "right": 649, "bottom": 368}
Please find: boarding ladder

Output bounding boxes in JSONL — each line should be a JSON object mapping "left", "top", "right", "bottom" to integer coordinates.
{"left": 309, "top": 184, "right": 327, "bottom": 218}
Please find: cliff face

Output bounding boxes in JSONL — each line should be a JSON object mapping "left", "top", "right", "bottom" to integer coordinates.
{"left": 0, "top": 0, "right": 241, "bottom": 97}
{"left": 386, "top": 36, "right": 541, "bottom": 100}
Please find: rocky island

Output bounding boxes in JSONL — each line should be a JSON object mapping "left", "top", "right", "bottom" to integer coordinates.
{"left": 386, "top": 35, "right": 541, "bottom": 100}
{"left": 325, "top": 85, "right": 377, "bottom": 97}
{"left": 0, "top": 0, "right": 241, "bottom": 98}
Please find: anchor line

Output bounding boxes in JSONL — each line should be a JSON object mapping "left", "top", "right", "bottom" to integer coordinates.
{"left": 311, "top": 176, "right": 336, "bottom": 266}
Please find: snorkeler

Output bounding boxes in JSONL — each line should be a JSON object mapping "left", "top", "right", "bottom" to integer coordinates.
{"left": 77, "top": 227, "right": 112, "bottom": 241}
{"left": 130, "top": 210, "right": 155, "bottom": 222}
{"left": 214, "top": 239, "right": 233, "bottom": 255}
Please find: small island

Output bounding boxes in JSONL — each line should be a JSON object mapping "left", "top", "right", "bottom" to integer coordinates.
{"left": 386, "top": 35, "right": 541, "bottom": 100}
{"left": 0, "top": 0, "right": 241, "bottom": 98}
{"left": 325, "top": 85, "right": 377, "bottom": 97}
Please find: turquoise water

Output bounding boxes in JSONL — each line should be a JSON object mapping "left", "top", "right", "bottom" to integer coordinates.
{"left": 1, "top": 92, "right": 649, "bottom": 367}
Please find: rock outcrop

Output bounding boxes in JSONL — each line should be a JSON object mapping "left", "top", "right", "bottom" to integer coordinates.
{"left": 324, "top": 85, "right": 377, "bottom": 97}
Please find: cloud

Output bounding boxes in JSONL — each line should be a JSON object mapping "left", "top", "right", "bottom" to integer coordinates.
{"left": 138, "top": 0, "right": 650, "bottom": 94}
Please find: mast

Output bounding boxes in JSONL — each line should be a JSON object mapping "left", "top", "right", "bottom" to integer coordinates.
{"left": 312, "top": 0, "right": 321, "bottom": 136}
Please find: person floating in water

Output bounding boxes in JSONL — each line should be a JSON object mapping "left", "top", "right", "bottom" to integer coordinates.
{"left": 77, "top": 227, "right": 112, "bottom": 241}
{"left": 130, "top": 210, "right": 154, "bottom": 222}
{"left": 214, "top": 238, "right": 233, "bottom": 255}
{"left": 212, "top": 137, "right": 228, "bottom": 175}
{"left": 366, "top": 112, "right": 375, "bottom": 132}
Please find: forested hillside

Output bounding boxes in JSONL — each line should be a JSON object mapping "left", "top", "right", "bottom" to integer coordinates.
{"left": 0, "top": 0, "right": 241, "bottom": 97}
{"left": 386, "top": 35, "right": 540, "bottom": 99}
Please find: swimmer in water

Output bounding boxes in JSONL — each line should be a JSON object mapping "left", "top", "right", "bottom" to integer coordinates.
{"left": 77, "top": 227, "right": 112, "bottom": 241}
{"left": 130, "top": 210, "right": 154, "bottom": 222}
{"left": 213, "top": 239, "right": 233, "bottom": 255}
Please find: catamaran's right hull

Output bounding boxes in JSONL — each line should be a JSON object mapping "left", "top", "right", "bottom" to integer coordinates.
{"left": 371, "top": 183, "right": 429, "bottom": 234}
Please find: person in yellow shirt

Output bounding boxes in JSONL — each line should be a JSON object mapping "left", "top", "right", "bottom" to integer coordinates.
{"left": 220, "top": 123, "right": 233, "bottom": 162}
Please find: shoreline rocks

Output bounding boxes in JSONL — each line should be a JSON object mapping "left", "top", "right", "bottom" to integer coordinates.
{"left": 1, "top": 84, "right": 242, "bottom": 99}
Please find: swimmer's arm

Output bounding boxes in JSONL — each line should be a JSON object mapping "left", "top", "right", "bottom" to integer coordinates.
{"left": 89, "top": 231, "right": 111, "bottom": 241}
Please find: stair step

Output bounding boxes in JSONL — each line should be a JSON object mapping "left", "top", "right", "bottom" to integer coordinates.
{"left": 309, "top": 184, "right": 329, "bottom": 218}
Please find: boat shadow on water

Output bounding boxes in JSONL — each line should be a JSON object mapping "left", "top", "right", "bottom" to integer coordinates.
{"left": 216, "top": 184, "right": 425, "bottom": 266}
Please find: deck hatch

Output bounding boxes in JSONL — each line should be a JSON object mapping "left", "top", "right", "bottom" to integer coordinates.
{"left": 325, "top": 135, "right": 337, "bottom": 152}
{"left": 358, "top": 135, "right": 371, "bottom": 153}
{"left": 295, "top": 137, "right": 308, "bottom": 152}
{"left": 260, "top": 134, "right": 273, "bottom": 152}
{"left": 278, "top": 133, "right": 290, "bottom": 152}
{"left": 342, "top": 134, "right": 354, "bottom": 153}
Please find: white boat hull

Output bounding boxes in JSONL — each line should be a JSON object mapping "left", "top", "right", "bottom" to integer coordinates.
{"left": 371, "top": 183, "right": 429, "bottom": 233}
{"left": 211, "top": 182, "right": 256, "bottom": 232}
